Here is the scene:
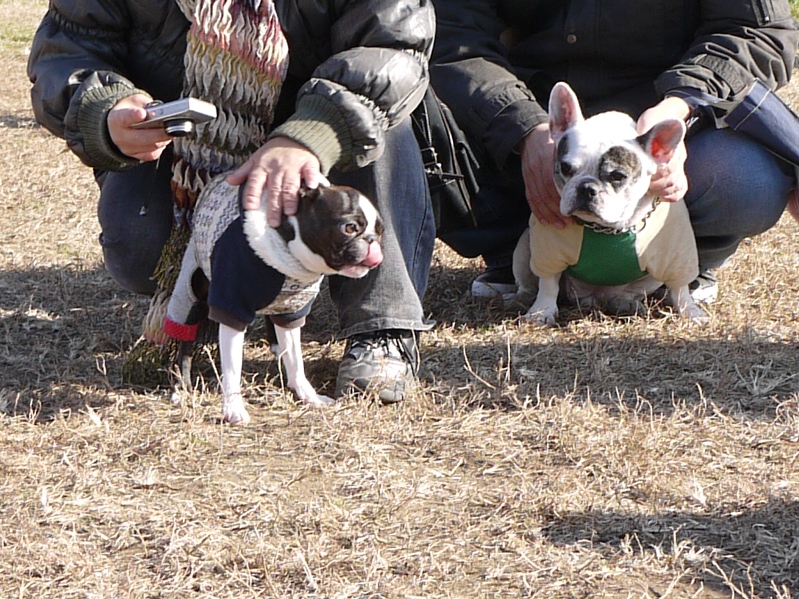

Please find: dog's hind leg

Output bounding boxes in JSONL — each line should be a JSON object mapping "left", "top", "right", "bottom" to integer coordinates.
{"left": 168, "top": 340, "right": 195, "bottom": 404}
{"left": 219, "top": 323, "right": 250, "bottom": 424}
{"left": 511, "top": 228, "right": 538, "bottom": 306}
{"left": 274, "top": 324, "right": 334, "bottom": 407}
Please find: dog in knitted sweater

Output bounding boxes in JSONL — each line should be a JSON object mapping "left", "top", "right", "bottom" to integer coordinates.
{"left": 164, "top": 178, "right": 384, "bottom": 424}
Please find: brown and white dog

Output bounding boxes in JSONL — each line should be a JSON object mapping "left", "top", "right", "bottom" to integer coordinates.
{"left": 514, "top": 82, "right": 707, "bottom": 325}
{"left": 164, "top": 178, "right": 384, "bottom": 424}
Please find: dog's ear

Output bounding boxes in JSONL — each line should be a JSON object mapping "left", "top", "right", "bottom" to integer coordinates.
{"left": 298, "top": 184, "right": 322, "bottom": 204}
{"left": 549, "top": 82, "right": 584, "bottom": 143}
{"left": 637, "top": 119, "right": 686, "bottom": 166}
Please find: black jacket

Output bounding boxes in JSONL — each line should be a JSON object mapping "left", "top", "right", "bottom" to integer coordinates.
{"left": 28, "top": 0, "right": 435, "bottom": 172}
{"left": 430, "top": 0, "right": 799, "bottom": 170}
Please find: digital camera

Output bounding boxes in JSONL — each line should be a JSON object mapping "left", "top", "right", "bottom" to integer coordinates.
{"left": 131, "top": 98, "right": 217, "bottom": 137}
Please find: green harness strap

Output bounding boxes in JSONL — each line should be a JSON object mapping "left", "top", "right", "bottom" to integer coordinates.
{"left": 565, "top": 228, "right": 648, "bottom": 286}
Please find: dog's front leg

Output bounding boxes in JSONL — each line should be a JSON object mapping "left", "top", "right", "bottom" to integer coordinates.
{"left": 523, "top": 273, "right": 561, "bottom": 326}
{"left": 274, "top": 324, "right": 334, "bottom": 406}
{"left": 219, "top": 323, "right": 251, "bottom": 424}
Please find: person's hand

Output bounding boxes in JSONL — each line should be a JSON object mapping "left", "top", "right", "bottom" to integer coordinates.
{"left": 519, "top": 123, "right": 569, "bottom": 228}
{"left": 226, "top": 136, "right": 328, "bottom": 227}
{"left": 107, "top": 93, "right": 173, "bottom": 162}
{"left": 637, "top": 97, "right": 691, "bottom": 203}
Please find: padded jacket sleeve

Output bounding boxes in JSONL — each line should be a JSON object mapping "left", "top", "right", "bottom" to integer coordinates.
{"left": 28, "top": 0, "right": 435, "bottom": 175}
{"left": 271, "top": 0, "right": 435, "bottom": 172}
{"left": 655, "top": 0, "right": 799, "bottom": 99}
{"left": 27, "top": 1, "right": 188, "bottom": 171}
{"left": 430, "top": 0, "right": 798, "bottom": 172}
{"left": 28, "top": 2, "right": 141, "bottom": 170}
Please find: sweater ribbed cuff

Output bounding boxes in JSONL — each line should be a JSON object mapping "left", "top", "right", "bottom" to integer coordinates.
{"left": 268, "top": 94, "right": 349, "bottom": 175}
{"left": 76, "top": 83, "right": 150, "bottom": 171}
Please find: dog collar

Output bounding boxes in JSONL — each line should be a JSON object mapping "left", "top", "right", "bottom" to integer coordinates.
{"left": 572, "top": 197, "right": 661, "bottom": 235}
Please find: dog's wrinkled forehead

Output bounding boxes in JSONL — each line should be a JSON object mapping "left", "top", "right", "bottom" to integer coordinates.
{"left": 557, "top": 114, "right": 646, "bottom": 176}
{"left": 600, "top": 145, "right": 643, "bottom": 179}
{"left": 298, "top": 185, "right": 381, "bottom": 228}
{"left": 300, "top": 185, "right": 383, "bottom": 237}
{"left": 309, "top": 185, "right": 365, "bottom": 217}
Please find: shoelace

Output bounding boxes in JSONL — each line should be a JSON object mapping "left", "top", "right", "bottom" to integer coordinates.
{"left": 349, "top": 332, "right": 419, "bottom": 371}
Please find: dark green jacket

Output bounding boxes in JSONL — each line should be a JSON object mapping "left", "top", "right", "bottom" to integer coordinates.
{"left": 28, "top": 0, "right": 435, "bottom": 172}
{"left": 430, "top": 0, "right": 799, "bottom": 170}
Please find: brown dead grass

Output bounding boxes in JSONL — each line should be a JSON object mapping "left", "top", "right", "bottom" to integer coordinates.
{"left": 1, "top": 3, "right": 798, "bottom": 597}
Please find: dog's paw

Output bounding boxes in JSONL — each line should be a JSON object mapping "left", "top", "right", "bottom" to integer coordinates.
{"left": 304, "top": 394, "right": 335, "bottom": 407}
{"left": 522, "top": 303, "right": 558, "bottom": 326}
{"left": 669, "top": 286, "right": 709, "bottom": 325}
{"left": 222, "top": 393, "right": 251, "bottom": 425}
{"left": 293, "top": 380, "right": 335, "bottom": 407}
{"left": 681, "top": 302, "right": 709, "bottom": 324}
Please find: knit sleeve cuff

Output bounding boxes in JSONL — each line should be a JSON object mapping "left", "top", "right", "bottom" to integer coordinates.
{"left": 268, "top": 94, "right": 349, "bottom": 175}
{"left": 76, "top": 82, "right": 151, "bottom": 171}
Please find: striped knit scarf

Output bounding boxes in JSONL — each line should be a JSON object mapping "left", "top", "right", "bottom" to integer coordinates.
{"left": 125, "top": 0, "right": 288, "bottom": 381}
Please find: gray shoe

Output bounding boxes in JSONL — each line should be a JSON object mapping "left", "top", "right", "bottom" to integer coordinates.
{"left": 334, "top": 330, "right": 419, "bottom": 404}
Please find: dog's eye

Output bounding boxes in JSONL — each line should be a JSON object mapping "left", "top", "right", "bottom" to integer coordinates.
{"left": 341, "top": 222, "right": 359, "bottom": 235}
{"left": 609, "top": 170, "right": 627, "bottom": 183}
{"left": 559, "top": 161, "right": 574, "bottom": 177}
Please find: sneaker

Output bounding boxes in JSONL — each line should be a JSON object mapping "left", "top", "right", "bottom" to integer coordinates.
{"left": 471, "top": 265, "right": 517, "bottom": 299}
{"left": 334, "top": 330, "right": 420, "bottom": 404}
{"left": 689, "top": 271, "right": 718, "bottom": 304}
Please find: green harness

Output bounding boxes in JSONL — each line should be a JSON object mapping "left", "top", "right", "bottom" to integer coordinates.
{"left": 565, "top": 228, "right": 647, "bottom": 286}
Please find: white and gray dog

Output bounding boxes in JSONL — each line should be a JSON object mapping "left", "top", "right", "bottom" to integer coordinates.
{"left": 514, "top": 82, "right": 707, "bottom": 325}
{"left": 164, "top": 178, "right": 384, "bottom": 424}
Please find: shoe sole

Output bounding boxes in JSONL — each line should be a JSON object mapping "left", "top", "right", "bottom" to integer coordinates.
{"left": 471, "top": 280, "right": 518, "bottom": 299}
{"left": 336, "top": 379, "right": 410, "bottom": 404}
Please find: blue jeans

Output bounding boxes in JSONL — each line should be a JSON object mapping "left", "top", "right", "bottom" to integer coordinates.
{"left": 441, "top": 126, "right": 795, "bottom": 272}
{"left": 683, "top": 127, "right": 794, "bottom": 269}
{"left": 97, "top": 119, "right": 434, "bottom": 338}
{"left": 327, "top": 121, "right": 435, "bottom": 338}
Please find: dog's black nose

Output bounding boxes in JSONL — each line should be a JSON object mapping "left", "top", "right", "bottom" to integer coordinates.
{"left": 577, "top": 180, "right": 600, "bottom": 201}
{"left": 577, "top": 181, "right": 599, "bottom": 200}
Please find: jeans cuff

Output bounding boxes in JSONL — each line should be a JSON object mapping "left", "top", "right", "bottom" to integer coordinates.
{"left": 336, "top": 317, "right": 435, "bottom": 341}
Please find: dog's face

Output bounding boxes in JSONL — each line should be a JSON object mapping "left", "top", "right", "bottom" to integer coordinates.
{"left": 548, "top": 82, "right": 685, "bottom": 227}
{"left": 283, "top": 185, "right": 384, "bottom": 278}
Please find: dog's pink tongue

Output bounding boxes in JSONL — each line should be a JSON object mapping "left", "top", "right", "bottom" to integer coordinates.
{"left": 361, "top": 241, "right": 383, "bottom": 268}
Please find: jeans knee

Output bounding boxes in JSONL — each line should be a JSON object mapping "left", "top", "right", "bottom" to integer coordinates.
{"left": 100, "top": 232, "right": 159, "bottom": 295}
{"left": 685, "top": 129, "right": 793, "bottom": 239}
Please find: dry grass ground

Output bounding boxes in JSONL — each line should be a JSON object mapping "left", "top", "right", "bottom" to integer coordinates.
{"left": 2, "top": 2, "right": 799, "bottom": 597}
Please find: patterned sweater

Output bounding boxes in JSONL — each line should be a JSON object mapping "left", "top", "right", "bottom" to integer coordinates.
{"left": 164, "top": 180, "right": 322, "bottom": 341}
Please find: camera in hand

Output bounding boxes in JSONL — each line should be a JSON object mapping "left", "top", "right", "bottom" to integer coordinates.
{"left": 131, "top": 97, "right": 218, "bottom": 137}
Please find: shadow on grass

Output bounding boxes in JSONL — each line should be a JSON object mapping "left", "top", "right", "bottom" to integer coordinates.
{"left": 422, "top": 334, "right": 799, "bottom": 417}
{"left": 3, "top": 262, "right": 797, "bottom": 421}
{"left": 540, "top": 499, "right": 799, "bottom": 596}
{"left": 0, "top": 264, "right": 146, "bottom": 419}
{"left": 0, "top": 113, "right": 39, "bottom": 128}
{"left": 418, "top": 261, "right": 799, "bottom": 417}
